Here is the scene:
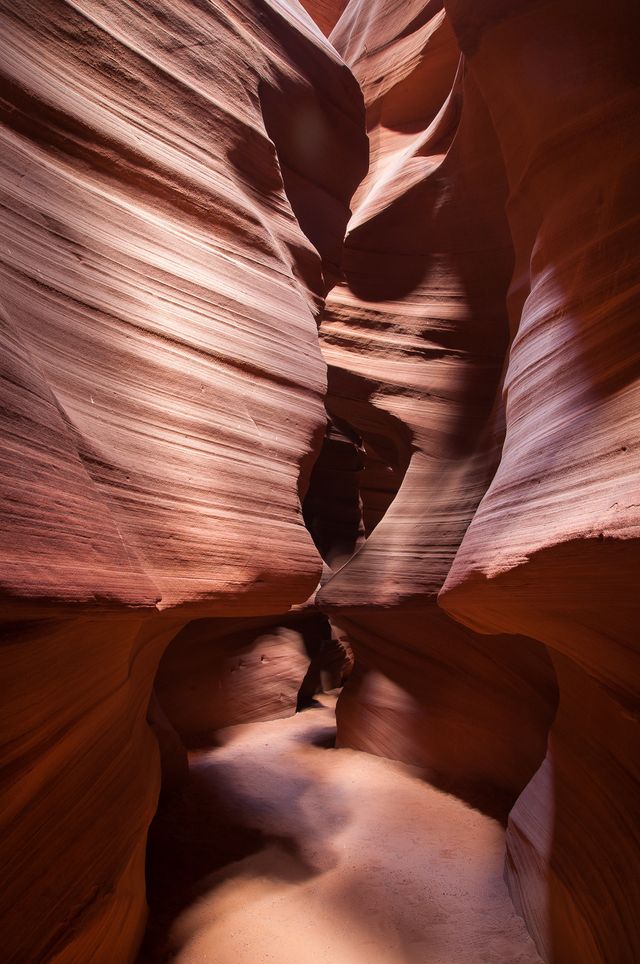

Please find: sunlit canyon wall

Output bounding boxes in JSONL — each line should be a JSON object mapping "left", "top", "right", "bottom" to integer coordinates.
{"left": 0, "top": 1, "right": 365, "bottom": 959}
{"left": 317, "top": 1, "right": 640, "bottom": 962}
{"left": 1, "top": 0, "right": 638, "bottom": 962}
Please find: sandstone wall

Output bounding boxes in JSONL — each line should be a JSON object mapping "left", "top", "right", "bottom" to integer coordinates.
{"left": 318, "top": 0, "right": 558, "bottom": 819}
{"left": 0, "top": 2, "right": 366, "bottom": 959}
{"left": 440, "top": 1, "right": 640, "bottom": 958}
{"left": 2, "top": 1, "right": 638, "bottom": 961}
{"left": 314, "top": 0, "right": 639, "bottom": 959}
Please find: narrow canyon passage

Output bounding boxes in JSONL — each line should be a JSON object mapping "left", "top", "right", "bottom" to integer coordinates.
{"left": 142, "top": 696, "right": 541, "bottom": 964}
{"left": 1, "top": 1, "right": 638, "bottom": 962}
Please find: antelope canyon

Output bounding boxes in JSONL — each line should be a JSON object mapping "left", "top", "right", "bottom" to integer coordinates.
{"left": 1, "top": 1, "right": 638, "bottom": 963}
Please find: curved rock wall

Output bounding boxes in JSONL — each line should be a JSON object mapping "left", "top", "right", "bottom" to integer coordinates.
{"left": 439, "top": 1, "right": 640, "bottom": 959}
{"left": 155, "top": 609, "right": 349, "bottom": 747}
{"left": 2, "top": 0, "right": 638, "bottom": 961}
{"left": 0, "top": 2, "right": 366, "bottom": 960}
{"left": 299, "top": 0, "right": 347, "bottom": 37}
{"left": 311, "top": 0, "right": 638, "bottom": 959}
{"left": 317, "top": 0, "right": 558, "bottom": 819}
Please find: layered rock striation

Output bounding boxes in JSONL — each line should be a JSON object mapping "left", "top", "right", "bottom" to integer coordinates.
{"left": 1, "top": 0, "right": 638, "bottom": 962}
{"left": 155, "top": 608, "right": 350, "bottom": 747}
{"left": 313, "top": 0, "right": 639, "bottom": 960}
{"left": 317, "top": 0, "right": 558, "bottom": 819}
{"left": 439, "top": 1, "right": 640, "bottom": 959}
{"left": 0, "top": 2, "right": 366, "bottom": 960}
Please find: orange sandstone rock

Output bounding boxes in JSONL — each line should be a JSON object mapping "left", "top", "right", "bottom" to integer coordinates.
{"left": 440, "top": 2, "right": 640, "bottom": 958}
{"left": 0, "top": 1, "right": 366, "bottom": 960}
{"left": 299, "top": 0, "right": 347, "bottom": 37}
{"left": 318, "top": 0, "right": 557, "bottom": 817}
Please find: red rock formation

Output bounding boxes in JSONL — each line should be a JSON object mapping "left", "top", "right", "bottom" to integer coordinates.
{"left": 2, "top": 0, "right": 638, "bottom": 961}
{"left": 155, "top": 610, "right": 349, "bottom": 746}
{"left": 317, "top": 0, "right": 558, "bottom": 818}
{"left": 299, "top": 0, "right": 347, "bottom": 37}
{"left": 156, "top": 617, "right": 310, "bottom": 745}
{"left": 438, "top": 1, "right": 640, "bottom": 959}
{"left": 0, "top": 2, "right": 366, "bottom": 959}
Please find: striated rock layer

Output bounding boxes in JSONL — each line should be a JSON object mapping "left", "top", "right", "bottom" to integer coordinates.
{"left": 0, "top": 2, "right": 366, "bottom": 960}
{"left": 155, "top": 609, "right": 350, "bottom": 748}
{"left": 2, "top": 0, "right": 638, "bottom": 961}
{"left": 317, "top": 0, "right": 558, "bottom": 819}
{"left": 311, "top": 0, "right": 639, "bottom": 960}
{"left": 439, "top": 1, "right": 640, "bottom": 959}
{"left": 299, "top": 0, "right": 347, "bottom": 37}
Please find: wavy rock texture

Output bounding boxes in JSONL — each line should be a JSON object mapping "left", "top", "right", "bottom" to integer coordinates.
{"left": 317, "top": 0, "right": 558, "bottom": 819}
{"left": 439, "top": 1, "right": 640, "bottom": 960}
{"left": 156, "top": 617, "right": 311, "bottom": 746}
{"left": 2, "top": 0, "right": 638, "bottom": 961}
{"left": 0, "top": 2, "right": 366, "bottom": 960}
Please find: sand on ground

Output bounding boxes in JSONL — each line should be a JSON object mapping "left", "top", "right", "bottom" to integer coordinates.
{"left": 152, "top": 696, "right": 542, "bottom": 964}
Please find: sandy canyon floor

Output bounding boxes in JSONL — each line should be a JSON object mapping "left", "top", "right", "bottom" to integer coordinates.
{"left": 143, "top": 696, "right": 542, "bottom": 963}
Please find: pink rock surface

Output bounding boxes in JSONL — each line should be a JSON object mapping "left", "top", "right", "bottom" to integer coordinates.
{"left": 1, "top": 0, "right": 638, "bottom": 961}
{"left": 0, "top": 0, "right": 367, "bottom": 618}
{"left": 155, "top": 612, "right": 345, "bottom": 746}
{"left": 299, "top": 0, "right": 347, "bottom": 37}
{"left": 439, "top": 2, "right": 640, "bottom": 958}
{"left": 317, "top": 0, "right": 557, "bottom": 817}
{"left": 315, "top": 1, "right": 639, "bottom": 957}
{"left": 0, "top": 2, "right": 366, "bottom": 960}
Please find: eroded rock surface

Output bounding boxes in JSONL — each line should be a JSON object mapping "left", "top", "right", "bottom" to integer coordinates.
{"left": 0, "top": 2, "right": 366, "bottom": 960}
{"left": 439, "top": 2, "right": 640, "bottom": 959}
{"left": 2, "top": 0, "right": 638, "bottom": 962}
{"left": 317, "top": 0, "right": 558, "bottom": 819}
{"left": 314, "top": 1, "right": 638, "bottom": 959}
{"left": 299, "top": 0, "right": 347, "bottom": 36}
{"left": 155, "top": 611, "right": 350, "bottom": 746}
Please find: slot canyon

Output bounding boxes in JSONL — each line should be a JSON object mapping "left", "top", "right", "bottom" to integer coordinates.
{"left": 1, "top": 0, "right": 638, "bottom": 961}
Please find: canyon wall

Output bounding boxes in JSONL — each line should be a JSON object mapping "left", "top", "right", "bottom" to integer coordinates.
{"left": 316, "top": 0, "right": 639, "bottom": 961}
{"left": 299, "top": 0, "right": 346, "bottom": 36}
{"left": 439, "top": 1, "right": 640, "bottom": 960}
{"left": 1, "top": 0, "right": 638, "bottom": 962}
{"left": 155, "top": 608, "right": 350, "bottom": 747}
{"left": 0, "top": 2, "right": 366, "bottom": 960}
{"left": 317, "top": 0, "right": 558, "bottom": 819}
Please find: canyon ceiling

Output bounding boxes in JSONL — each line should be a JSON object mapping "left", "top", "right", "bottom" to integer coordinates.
{"left": 1, "top": 0, "right": 638, "bottom": 962}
